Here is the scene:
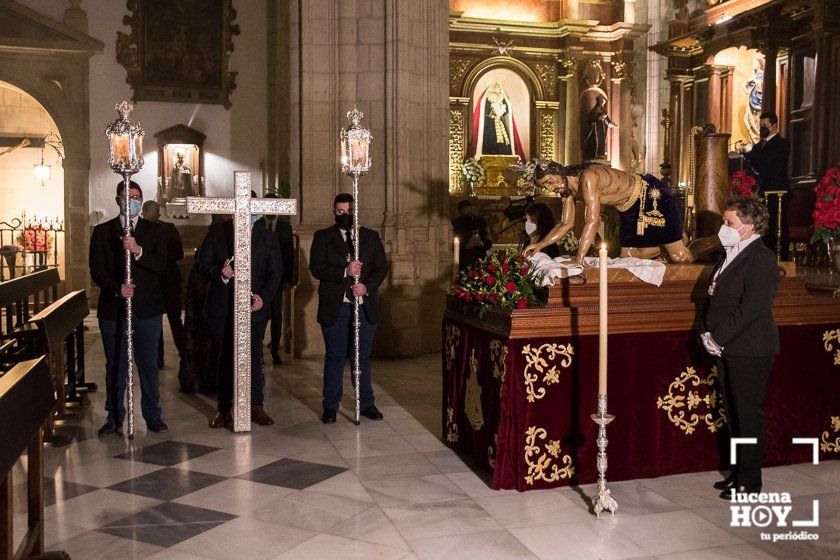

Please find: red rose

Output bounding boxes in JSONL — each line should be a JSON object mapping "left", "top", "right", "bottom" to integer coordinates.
{"left": 468, "top": 269, "right": 477, "bottom": 278}
{"left": 475, "top": 293, "right": 484, "bottom": 302}
{"left": 486, "top": 263, "right": 497, "bottom": 273}
{"left": 488, "top": 294, "right": 497, "bottom": 304}
{"left": 485, "top": 275, "right": 495, "bottom": 286}
{"left": 464, "top": 293, "right": 473, "bottom": 302}
{"left": 505, "top": 281, "right": 516, "bottom": 293}
{"left": 516, "top": 299, "right": 527, "bottom": 309}
{"left": 520, "top": 266, "right": 529, "bottom": 275}
{"left": 501, "top": 263, "right": 510, "bottom": 274}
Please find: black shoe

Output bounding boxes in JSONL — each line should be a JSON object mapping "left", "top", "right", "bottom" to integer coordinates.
{"left": 322, "top": 410, "right": 337, "bottom": 424}
{"left": 720, "top": 485, "right": 761, "bottom": 500}
{"left": 147, "top": 419, "right": 168, "bottom": 433}
{"left": 98, "top": 418, "right": 122, "bottom": 437}
{"left": 713, "top": 474, "right": 736, "bottom": 490}
{"left": 271, "top": 350, "right": 282, "bottom": 365}
{"left": 360, "top": 406, "right": 384, "bottom": 420}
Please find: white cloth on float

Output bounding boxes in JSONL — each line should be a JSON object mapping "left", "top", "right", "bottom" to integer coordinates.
{"left": 528, "top": 252, "right": 666, "bottom": 287}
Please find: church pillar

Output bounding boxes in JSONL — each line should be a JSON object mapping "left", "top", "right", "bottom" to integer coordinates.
{"left": 266, "top": 0, "right": 291, "bottom": 193}
{"left": 562, "top": 70, "right": 579, "bottom": 165}
{"left": 761, "top": 47, "right": 777, "bottom": 115}
{"left": 63, "top": 156, "right": 91, "bottom": 294}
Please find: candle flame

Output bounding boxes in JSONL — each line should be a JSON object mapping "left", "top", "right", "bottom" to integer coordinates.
{"left": 600, "top": 243, "right": 607, "bottom": 250}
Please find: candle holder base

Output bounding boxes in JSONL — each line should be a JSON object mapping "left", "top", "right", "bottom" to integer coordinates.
{"left": 590, "top": 394, "right": 618, "bottom": 518}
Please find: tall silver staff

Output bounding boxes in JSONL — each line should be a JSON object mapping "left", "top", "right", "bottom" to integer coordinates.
{"left": 105, "top": 102, "right": 145, "bottom": 439}
{"left": 339, "top": 107, "right": 372, "bottom": 426}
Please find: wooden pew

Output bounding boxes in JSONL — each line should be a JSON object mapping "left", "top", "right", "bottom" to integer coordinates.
{"left": 24, "top": 292, "right": 90, "bottom": 441}
{"left": 0, "top": 356, "right": 68, "bottom": 560}
{"left": 0, "top": 271, "right": 60, "bottom": 373}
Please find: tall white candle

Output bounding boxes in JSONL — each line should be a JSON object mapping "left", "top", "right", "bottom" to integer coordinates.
{"left": 453, "top": 236, "right": 460, "bottom": 280}
{"left": 598, "top": 243, "right": 608, "bottom": 395}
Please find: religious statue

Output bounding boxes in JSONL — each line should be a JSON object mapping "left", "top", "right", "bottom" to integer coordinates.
{"left": 582, "top": 96, "right": 617, "bottom": 161}
{"left": 743, "top": 55, "right": 764, "bottom": 144}
{"left": 472, "top": 82, "right": 525, "bottom": 160}
{"left": 169, "top": 150, "right": 193, "bottom": 199}
{"left": 524, "top": 162, "right": 696, "bottom": 263}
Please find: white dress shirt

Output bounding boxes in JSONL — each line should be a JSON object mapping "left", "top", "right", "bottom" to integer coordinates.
{"left": 119, "top": 213, "right": 142, "bottom": 260}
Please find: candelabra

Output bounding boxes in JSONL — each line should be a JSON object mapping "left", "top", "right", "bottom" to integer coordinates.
{"left": 591, "top": 394, "right": 618, "bottom": 517}
{"left": 105, "top": 102, "right": 145, "bottom": 439}
{"left": 339, "top": 107, "right": 372, "bottom": 425}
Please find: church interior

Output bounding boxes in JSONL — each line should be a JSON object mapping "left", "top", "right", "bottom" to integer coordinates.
{"left": 1, "top": 0, "right": 840, "bottom": 558}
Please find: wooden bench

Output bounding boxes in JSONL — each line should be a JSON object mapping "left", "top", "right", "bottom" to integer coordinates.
{"left": 0, "top": 356, "right": 68, "bottom": 560}
{"left": 24, "top": 292, "right": 90, "bottom": 442}
{"left": 0, "top": 271, "right": 60, "bottom": 373}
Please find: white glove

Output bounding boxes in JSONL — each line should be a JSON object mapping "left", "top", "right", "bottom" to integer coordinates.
{"left": 701, "top": 332, "right": 723, "bottom": 357}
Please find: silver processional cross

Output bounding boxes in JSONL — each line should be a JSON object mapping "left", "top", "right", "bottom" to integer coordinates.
{"left": 187, "top": 171, "right": 297, "bottom": 432}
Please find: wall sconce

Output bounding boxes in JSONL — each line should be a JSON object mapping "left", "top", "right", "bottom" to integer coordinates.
{"left": 32, "top": 130, "right": 63, "bottom": 187}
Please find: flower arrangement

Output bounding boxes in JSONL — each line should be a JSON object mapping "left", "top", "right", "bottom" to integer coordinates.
{"left": 812, "top": 162, "right": 840, "bottom": 246}
{"left": 461, "top": 157, "right": 485, "bottom": 187}
{"left": 452, "top": 248, "right": 540, "bottom": 316}
{"left": 557, "top": 231, "right": 579, "bottom": 256}
{"left": 511, "top": 158, "right": 550, "bottom": 195}
{"left": 729, "top": 170, "right": 762, "bottom": 201}
{"left": 18, "top": 224, "right": 53, "bottom": 252}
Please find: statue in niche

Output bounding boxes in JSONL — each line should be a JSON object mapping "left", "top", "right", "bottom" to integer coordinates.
{"left": 743, "top": 55, "right": 764, "bottom": 144}
{"left": 472, "top": 82, "right": 525, "bottom": 161}
{"left": 169, "top": 150, "right": 193, "bottom": 199}
{"left": 582, "top": 96, "right": 618, "bottom": 161}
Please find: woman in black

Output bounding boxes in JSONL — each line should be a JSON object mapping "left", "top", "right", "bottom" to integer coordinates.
{"left": 522, "top": 202, "right": 560, "bottom": 259}
{"left": 702, "top": 198, "right": 779, "bottom": 499}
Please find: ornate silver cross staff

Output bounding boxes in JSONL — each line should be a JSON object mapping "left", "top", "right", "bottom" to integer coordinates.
{"left": 339, "top": 107, "right": 372, "bottom": 425}
{"left": 187, "top": 172, "right": 296, "bottom": 432}
{"left": 105, "top": 102, "right": 145, "bottom": 440}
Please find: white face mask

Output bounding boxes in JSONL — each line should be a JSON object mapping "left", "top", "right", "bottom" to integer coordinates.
{"left": 524, "top": 221, "right": 537, "bottom": 236}
{"left": 718, "top": 224, "right": 747, "bottom": 247}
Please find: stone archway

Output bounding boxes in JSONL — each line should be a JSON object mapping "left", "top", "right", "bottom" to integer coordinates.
{"left": 0, "top": 1, "right": 103, "bottom": 292}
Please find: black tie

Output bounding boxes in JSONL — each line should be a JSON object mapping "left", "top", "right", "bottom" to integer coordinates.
{"left": 345, "top": 230, "right": 355, "bottom": 257}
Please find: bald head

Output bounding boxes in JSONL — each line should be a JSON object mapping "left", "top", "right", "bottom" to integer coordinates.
{"left": 142, "top": 200, "right": 160, "bottom": 222}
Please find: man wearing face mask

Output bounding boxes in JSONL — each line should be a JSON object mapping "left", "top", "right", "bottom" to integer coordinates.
{"left": 701, "top": 197, "right": 779, "bottom": 500}
{"left": 309, "top": 193, "right": 388, "bottom": 424}
{"left": 741, "top": 111, "right": 791, "bottom": 258}
{"left": 196, "top": 190, "right": 282, "bottom": 429}
{"left": 89, "top": 180, "right": 169, "bottom": 436}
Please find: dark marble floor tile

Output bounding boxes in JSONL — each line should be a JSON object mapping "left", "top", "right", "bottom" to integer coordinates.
{"left": 108, "top": 468, "right": 225, "bottom": 500}
{"left": 113, "top": 440, "right": 220, "bottom": 466}
{"left": 43, "top": 478, "right": 99, "bottom": 507}
{"left": 96, "top": 501, "right": 236, "bottom": 548}
{"left": 237, "top": 458, "right": 347, "bottom": 490}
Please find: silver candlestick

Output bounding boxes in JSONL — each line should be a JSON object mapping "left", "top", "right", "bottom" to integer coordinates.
{"left": 591, "top": 393, "right": 618, "bottom": 517}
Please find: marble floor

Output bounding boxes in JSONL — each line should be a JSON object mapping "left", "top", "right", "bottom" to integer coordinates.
{"left": 8, "top": 315, "right": 840, "bottom": 560}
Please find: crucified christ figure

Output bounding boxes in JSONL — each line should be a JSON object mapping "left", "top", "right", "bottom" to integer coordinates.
{"left": 523, "top": 162, "right": 701, "bottom": 263}
{"left": 0, "top": 138, "right": 30, "bottom": 158}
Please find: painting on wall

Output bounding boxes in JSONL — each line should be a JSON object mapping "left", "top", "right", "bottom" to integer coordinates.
{"left": 116, "top": 0, "right": 240, "bottom": 108}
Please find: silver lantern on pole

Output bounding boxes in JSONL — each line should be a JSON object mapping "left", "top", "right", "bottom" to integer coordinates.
{"left": 339, "top": 107, "right": 372, "bottom": 426}
{"left": 105, "top": 101, "right": 145, "bottom": 439}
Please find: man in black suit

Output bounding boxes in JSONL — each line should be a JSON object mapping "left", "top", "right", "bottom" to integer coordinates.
{"left": 701, "top": 197, "right": 779, "bottom": 499}
{"left": 255, "top": 193, "right": 295, "bottom": 365}
{"left": 89, "top": 181, "right": 169, "bottom": 436}
{"left": 196, "top": 197, "right": 282, "bottom": 429}
{"left": 309, "top": 193, "right": 388, "bottom": 424}
{"left": 141, "top": 201, "right": 186, "bottom": 370}
{"left": 742, "top": 111, "right": 791, "bottom": 259}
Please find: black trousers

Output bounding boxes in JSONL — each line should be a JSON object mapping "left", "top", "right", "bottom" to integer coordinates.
{"left": 717, "top": 355, "right": 775, "bottom": 488}
{"left": 207, "top": 316, "right": 268, "bottom": 411}
{"left": 268, "top": 291, "right": 283, "bottom": 353}
{"left": 158, "top": 281, "right": 186, "bottom": 362}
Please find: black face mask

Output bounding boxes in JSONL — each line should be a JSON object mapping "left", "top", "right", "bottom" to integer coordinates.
{"left": 759, "top": 126, "right": 771, "bottom": 138}
{"left": 335, "top": 213, "right": 353, "bottom": 229}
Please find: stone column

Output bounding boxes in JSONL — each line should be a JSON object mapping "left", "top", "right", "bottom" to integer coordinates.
{"left": 288, "top": 0, "right": 449, "bottom": 358}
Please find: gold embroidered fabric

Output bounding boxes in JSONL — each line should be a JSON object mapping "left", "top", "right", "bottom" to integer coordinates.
{"left": 821, "top": 416, "right": 840, "bottom": 453}
{"left": 446, "top": 406, "right": 459, "bottom": 443}
{"left": 445, "top": 324, "right": 461, "bottom": 372}
{"left": 656, "top": 366, "right": 726, "bottom": 435}
{"left": 490, "top": 339, "right": 508, "bottom": 396}
{"left": 523, "top": 426, "right": 574, "bottom": 485}
{"left": 465, "top": 350, "right": 484, "bottom": 431}
{"left": 522, "top": 343, "right": 574, "bottom": 403}
{"left": 823, "top": 329, "right": 840, "bottom": 366}
{"left": 615, "top": 175, "right": 643, "bottom": 213}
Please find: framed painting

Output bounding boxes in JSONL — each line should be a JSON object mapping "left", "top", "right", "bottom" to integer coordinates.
{"left": 116, "top": 0, "right": 240, "bottom": 108}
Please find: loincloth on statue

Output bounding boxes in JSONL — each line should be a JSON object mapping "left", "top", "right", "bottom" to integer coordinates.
{"left": 618, "top": 175, "right": 683, "bottom": 248}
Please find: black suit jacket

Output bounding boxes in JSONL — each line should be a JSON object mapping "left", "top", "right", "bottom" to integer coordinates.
{"left": 744, "top": 134, "right": 790, "bottom": 191}
{"left": 254, "top": 217, "right": 294, "bottom": 285}
{"left": 159, "top": 220, "right": 184, "bottom": 285}
{"left": 89, "top": 216, "right": 167, "bottom": 320}
{"left": 704, "top": 240, "right": 780, "bottom": 357}
{"left": 309, "top": 225, "right": 388, "bottom": 327}
{"left": 196, "top": 221, "right": 282, "bottom": 324}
